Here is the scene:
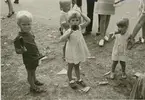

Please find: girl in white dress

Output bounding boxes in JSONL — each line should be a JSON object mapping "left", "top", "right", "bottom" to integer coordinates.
{"left": 107, "top": 18, "right": 129, "bottom": 79}
{"left": 60, "top": 10, "right": 90, "bottom": 89}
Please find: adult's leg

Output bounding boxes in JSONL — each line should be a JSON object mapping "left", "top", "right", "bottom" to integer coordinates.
{"left": 100, "top": 15, "right": 107, "bottom": 38}
{"left": 76, "top": 0, "right": 82, "bottom": 11}
{"left": 85, "top": 0, "right": 95, "bottom": 33}
{"left": 132, "top": 14, "right": 145, "bottom": 39}
{"left": 7, "top": 0, "right": 14, "bottom": 17}
{"left": 105, "top": 15, "right": 111, "bottom": 36}
{"left": 97, "top": 14, "right": 101, "bottom": 33}
{"left": 72, "top": 0, "right": 76, "bottom": 7}
{"left": 142, "top": 22, "right": 145, "bottom": 39}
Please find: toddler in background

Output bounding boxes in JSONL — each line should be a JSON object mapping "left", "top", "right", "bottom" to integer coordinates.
{"left": 59, "top": 0, "right": 71, "bottom": 35}
{"left": 59, "top": 0, "right": 71, "bottom": 60}
{"left": 107, "top": 18, "right": 129, "bottom": 79}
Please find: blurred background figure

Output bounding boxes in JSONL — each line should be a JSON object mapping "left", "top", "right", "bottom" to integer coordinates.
{"left": 5, "top": 0, "right": 15, "bottom": 18}
{"left": 14, "top": 0, "right": 19, "bottom": 4}
{"left": 72, "top": 0, "right": 82, "bottom": 11}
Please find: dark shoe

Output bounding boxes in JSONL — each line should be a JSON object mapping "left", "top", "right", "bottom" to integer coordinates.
{"left": 5, "top": 0, "right": 8, "bottom": 3}
{"left": 14, "top": 1, "right": 19, "bottom": 4}
{"left": 96, "top": 32, "right": 101, "bottom": 36}
{"left": 83, "top": 31, "right": 91, "bottom": 36}
{"left": 35, "top": 81, "right": 44, "bottom": 86}
{"left": 7, "top": 12, "right": 14, "bottom": 18}
{"left": 30, "top": 87, "right": 46, "bottom": 93}
{"left": 76, "top": 80, "right": 86, "bottom": 87}
{"left": 59, "top": 27, "right": 63, "bottom": 35}
{"left": 69, "top": 80, "right": 78, "bottom": 89}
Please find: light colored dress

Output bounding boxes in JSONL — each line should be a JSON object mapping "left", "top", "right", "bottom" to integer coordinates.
{"left": 112, "top": 32, "right": 128, "bottom": 61}
{"left": 65, "top": 26, "right": 90, "bottom": 64}
{"left": 96, "top": 0, "right": 115, "bottom": 15}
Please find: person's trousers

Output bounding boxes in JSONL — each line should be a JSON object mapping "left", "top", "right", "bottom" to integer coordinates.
{"left": 86, "top": 0, "right": 95, "bottom": 32}
{"left": 72, "top": 0, "right": 82, "bottom": 7}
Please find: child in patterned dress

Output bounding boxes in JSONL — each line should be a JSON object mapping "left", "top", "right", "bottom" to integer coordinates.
{"left": 107, "top": 18, "right": 129, "bottom": 79}
{"left": 60, "top": 10, "right": 90, "bottom": 89}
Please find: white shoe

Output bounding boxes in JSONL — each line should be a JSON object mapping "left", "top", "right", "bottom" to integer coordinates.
{"left": 141, "top": 38, "right": 145, "bottom": 43}
{"left": 104, "top": 36, "right": 109, "bottom": 41}
{"left": 99, "top": 39, "right": 105, "bottom": 47}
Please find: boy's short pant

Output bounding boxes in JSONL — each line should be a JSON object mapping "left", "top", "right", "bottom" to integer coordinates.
{"left": 25, "top": 60, "right": 39, "bottom": 70}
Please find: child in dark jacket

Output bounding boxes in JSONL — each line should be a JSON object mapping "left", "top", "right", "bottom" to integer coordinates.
{"left": 14, "top": 11, "right": 45, "bottom": 93}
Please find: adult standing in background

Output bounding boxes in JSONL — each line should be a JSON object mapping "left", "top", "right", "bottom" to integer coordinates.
{"left": 72, "top": 0, "right": 82, "bottom": 11}
{"left": 5, "top": 0, "right": 15, "bottom": 17}
{"left": 83, "top": 0, "right": 101, "bottom": 36}
{"left": 96, "top": 0, "right": 115, "bottom": 46}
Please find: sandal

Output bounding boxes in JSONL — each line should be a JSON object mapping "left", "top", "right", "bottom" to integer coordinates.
{"left": 30, "top": 87, "right": 46, "bottom": 93}
{"left": 69, "top": 80, "right": 78, "bottom": 89}
{"left": 122, "top": 72, "right": 127, "bottom": 79}
{"left": 76, "top": 79, "right": 86, "bottom": 87}
{"left": 35, "top": 80, "right": 44, "bottom": 86}
{"left": 110, "top": 72, "right": 115, "bottom": 79}
{"left": 7, "top": 12, "right": 15, "bottom": 18}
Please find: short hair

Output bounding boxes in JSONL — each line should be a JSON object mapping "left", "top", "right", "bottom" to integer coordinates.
{"left": 16, "top": 11, "right": 33, "bottom": 25}
{"left": 59, "top": 0, "right": 71, "bottom": 9}
{"left": 67, "top": 10, "right": 81, "bottom": 22}
{"left": 117, "top": 18, "right": 129, "bottom": 28}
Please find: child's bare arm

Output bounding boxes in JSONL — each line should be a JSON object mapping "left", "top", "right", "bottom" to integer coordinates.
{"left": 79, "top": 12, "right": 91, "bottom": 29}
{"left": 108, "top": 32, "right": 115, "bottom": 41}
{"left": 59, "top": 29, "right": 73, "bottom": 42}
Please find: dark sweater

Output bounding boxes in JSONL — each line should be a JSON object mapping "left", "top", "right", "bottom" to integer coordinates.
{"left": 17, "top": 32, "right": 43, "bottom": 64}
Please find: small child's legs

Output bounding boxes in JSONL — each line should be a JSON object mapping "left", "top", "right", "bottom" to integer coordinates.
{"left": 120, "top": 61, "right": 127, "bottom": 78}
{"left": 111, "top": 61, "right": 118, "bottom": 73}
{"left": 74, "top": 63, "right": 80, "bottom": 81}
{"left": 111, "top": 61, "right": 126, "bottom": 79}
{"left": 120, "top": 61, "right": 126, "bottom": 73}
{"left": 25, "top": 61, "right": 44, "bottom": 93}
{"left": 67, "top": 63, "right": 74, "bottom": 81}
{"left": 110, "top": 61, "right": 118, "bottom": 79}
{"left": 67, "top": 63, "right": 86, "bottom": 88}
{"left": 63, "top": 41, "right": 67, "bottom": 61}
{"left": 26, "top": 69, "right": 37, "bottom": 89}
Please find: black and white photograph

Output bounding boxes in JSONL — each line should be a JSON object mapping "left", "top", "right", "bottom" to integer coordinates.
{"left": 1, "top": 0, "right": 145, "bottom": 99}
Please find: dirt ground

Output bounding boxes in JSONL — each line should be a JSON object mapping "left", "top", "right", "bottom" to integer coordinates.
{"left": 1, "top": 0, "right": 145, "bottom": 100}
